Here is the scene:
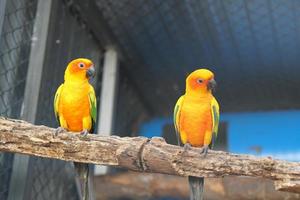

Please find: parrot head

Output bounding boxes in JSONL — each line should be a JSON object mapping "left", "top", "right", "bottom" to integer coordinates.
{"left": 186, "top": 69, "right": 217, "bottom": 93}
{"left": 64, "top": 58, "right": 95, "bottom": 82}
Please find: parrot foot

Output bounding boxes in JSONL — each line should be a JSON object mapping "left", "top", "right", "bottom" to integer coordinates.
{"left": 182, "top": 143, "right": 192, "bottom": 156}
{"left": 199, "top": 145, "right": 209, "bottom": 157}
{"left": 53, "top": 127, "right": 66, "bottom": 137}
{"left": 183, "top": 143, "right": 192, "bottom": 151}
{"left": 80, "top": 129, "right": 89, "bottom": 137}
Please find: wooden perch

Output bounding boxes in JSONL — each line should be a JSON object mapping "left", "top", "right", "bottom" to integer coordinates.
{"left": 1, "top": 117, "right": 300, "bottom": 193}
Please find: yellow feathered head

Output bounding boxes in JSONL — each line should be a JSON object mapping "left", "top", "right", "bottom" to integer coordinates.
{"left": 64, "top": 58, "right": 95, "bottom": 81}
{"left": 186, "top": 68, "right": 216, "bottom": 93}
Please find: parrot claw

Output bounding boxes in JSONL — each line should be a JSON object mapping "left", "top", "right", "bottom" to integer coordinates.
{"left": 182, "top": 143, "right": 192, "bottom": 156}
{"left": 183, "top": 143, "right": 192, "bottom": 151}
{"left": 53, "top": 127, "right": 66, "bottom": 137}
{"left": 80, "top": 129, "right": 89, "bottom": 137}
{"left": 200, "top": 145, "right": 209, "bottom": 157}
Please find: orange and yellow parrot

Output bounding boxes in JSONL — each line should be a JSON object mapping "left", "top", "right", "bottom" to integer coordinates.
{"left": 174, "top": 69, "right": 219, "bottom": 200}
{"left": 54, "top": 58, "right": 97, "bottom": 200}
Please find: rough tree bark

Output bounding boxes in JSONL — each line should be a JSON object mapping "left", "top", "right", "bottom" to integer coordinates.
{"left": 0, "top": 117, "right": 300, "bottom": 193}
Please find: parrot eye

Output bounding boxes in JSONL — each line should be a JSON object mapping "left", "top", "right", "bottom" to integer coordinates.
{"left": 197, "top": 79, "right": 203, "bottom": 84}
{"left": 78, "top": 63, "right": 85, "bottom": 68}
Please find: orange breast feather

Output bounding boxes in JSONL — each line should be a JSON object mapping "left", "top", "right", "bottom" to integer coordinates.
{"left": 59, "top": 83, "right": 91, "bottom": 132}
{"left": 179, "top": 96, "right": 213, "bottom": 147}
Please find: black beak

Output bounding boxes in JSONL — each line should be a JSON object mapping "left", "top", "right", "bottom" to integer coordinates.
{"left": 86, "top": 66, "right": 95, "bottom": 78}
{"left": 208, "top": 79, "right": 217, "bottom": 92}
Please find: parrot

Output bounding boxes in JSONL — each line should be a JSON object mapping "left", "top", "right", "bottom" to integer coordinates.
{"left": 173, "top": 69, "right": 219, "bottom": 200}
{"left": 53, "top": 58, "right": 97, "bottom": 200}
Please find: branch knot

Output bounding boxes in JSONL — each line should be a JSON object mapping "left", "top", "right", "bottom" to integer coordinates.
{"left": 137, "top": 138, "right": 150, "bottom": 171}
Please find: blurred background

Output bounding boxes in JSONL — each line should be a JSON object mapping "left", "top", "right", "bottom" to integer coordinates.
{"left": 1, "top": 0, "right": 300, "bottom": 199}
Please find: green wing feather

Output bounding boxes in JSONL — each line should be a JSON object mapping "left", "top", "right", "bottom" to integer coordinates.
{"left": 173, "top": 96, "right": 184, "bottom": 146}
{"left": 54, "top": 84, "right": 63, "bottom": 125}
{"left": 210, "top": 97, "right": 220, "bottom": 149}
{"left": 88, "top": 85, "right": 97, "bottom": 133}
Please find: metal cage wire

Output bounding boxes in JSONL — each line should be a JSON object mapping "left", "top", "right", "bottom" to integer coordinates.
{"left": 0, "top": 0, "right": 38, "bottom": 199}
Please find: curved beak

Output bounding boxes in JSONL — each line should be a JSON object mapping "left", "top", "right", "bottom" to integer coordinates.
{"left": 208, "top": 78, "right": 217, "bottom": 92}
{"left": 86, "top": 66, "right": 95, "bottom": 78}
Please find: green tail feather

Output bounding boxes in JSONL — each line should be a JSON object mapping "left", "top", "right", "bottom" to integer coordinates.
{"left": 74, "top": 162, "right": 90, "bottom": 200}
{"left": 188, "top": 176, "right": 204, "bottom": 200}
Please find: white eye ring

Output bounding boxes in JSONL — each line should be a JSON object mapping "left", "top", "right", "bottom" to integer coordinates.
{"left": 78, "top": 63, "right": 85, "bottom": 68}
{"left": 197, "top": 79, "right": 203, "bottom": 84}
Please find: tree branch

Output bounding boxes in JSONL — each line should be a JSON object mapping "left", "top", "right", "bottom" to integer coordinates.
{"left": 1, "top": 117, "right": 300, "bottom": 193}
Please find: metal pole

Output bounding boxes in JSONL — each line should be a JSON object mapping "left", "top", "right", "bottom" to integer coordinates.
{"left": 88, "top": 51, "right": 102, "bottom": 200}
{"left": 94, "top": 47, "right": 119, "bottom": 175}
{"left": 0, "top": 0, "right": 6, "bottom": 39}
{"left": 8, "top": 0, "right": 52, "bottom": 199}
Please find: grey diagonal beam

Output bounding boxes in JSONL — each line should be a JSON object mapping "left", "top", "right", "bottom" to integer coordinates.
{"left": 8, "top": 0, "right": 53, "bottom": 200}
{"left": 94, "top": 47, "right": 119, "bottom": 175}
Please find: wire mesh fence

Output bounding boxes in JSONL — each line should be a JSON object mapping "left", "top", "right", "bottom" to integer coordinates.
{"left": 0, "top": 0, "right": 37, "bottom": 118}
{"left": 28, "top": 158, "right": 79, "bottom": 200}
{"left": 0, "top": 153, "right": 14, "bottom": 200}
{"left": 0, "top": 0, "right": 38, "bottom": 199}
